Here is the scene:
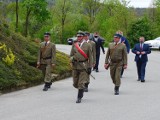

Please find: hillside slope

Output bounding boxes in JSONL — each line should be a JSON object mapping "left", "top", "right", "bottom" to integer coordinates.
{"left": 0, "top": 21, "right": 71, "bottom": 93}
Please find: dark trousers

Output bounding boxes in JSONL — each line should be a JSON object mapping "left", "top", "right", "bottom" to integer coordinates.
{"left": 94, "top": 54, "right": 100, "bottom": 70}
{"left": 136, "top": 59, "right": 147, "bottom": 80}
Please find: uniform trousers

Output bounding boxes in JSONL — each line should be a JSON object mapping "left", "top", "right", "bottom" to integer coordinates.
{"left": 110, "top": 63, "right": 122, "bottom": 86}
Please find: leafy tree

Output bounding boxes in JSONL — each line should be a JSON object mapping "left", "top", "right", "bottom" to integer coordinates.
{"left": 15, "top": 0, "right": 18, "bottom": 32}
{"left": 127, "top": 17, "right": 154, "bottom": 47}
{"left": 52, "top": 0, "right": 72, "bottom": 43}
{"left": 81, "top": 0, "right": 101, "bottom": 25}
{"left": 22, "top": 0, "right": 50, "bottom": 37}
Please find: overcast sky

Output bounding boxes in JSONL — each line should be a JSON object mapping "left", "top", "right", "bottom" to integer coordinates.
{"left": 126, "top": 0, "right": 153, "bottom": 8}
{"left": 101, "top": 0, "right": 153, "bottom": 8}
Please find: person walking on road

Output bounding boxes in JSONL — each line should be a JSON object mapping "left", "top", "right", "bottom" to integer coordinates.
{"left": 83, "top": 31, "right": 96, "bottom": 92}
{"left": 37, "top": 32, "right": 56, "bottom": 91}
{"left": 93, "top": 32, "right": 105, "bottom": 72}
{"left": 132, "top": 36, "right": 151, "bottom": 82}
{"left": 104, "top": 34, "right": 127, "bottom": 95}
{"left": 70, "top": 31, "right": 92, "bottom": 103}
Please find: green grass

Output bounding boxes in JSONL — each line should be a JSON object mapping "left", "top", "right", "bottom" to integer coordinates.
{"left": 0, "top": 21, "right": 71, "bottom": 93}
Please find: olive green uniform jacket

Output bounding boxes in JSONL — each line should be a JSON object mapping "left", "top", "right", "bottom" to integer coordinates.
{"left": 88, "top": 40, "right": 96, "bottom": 65}
{"left": 105, "top": 43, "right": 127, "bottom": 86}
{"left": 70, "top": 41, "right": 92, "bottom": 89}
{"left": 37, "top": 42, "right": 56, "bottom": 83}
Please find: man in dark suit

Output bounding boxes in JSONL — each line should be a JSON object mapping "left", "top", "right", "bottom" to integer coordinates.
{"left": 93, "top": 32, "right": 105, "bottom": 72}
{"left": 132, "top": 37, "right": 151, "bottom": 82}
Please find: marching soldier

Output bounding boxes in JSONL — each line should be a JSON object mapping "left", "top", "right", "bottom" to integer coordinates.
{"left": 37, "top": 32, "right": 56, "bottom": 91}
{"left": 83, "top": 32, "right": 96, "bottom": 92}
{"left": 70, "top": 31, "right": 92, "bottom": 103}
{"left": 104, "top": 34, "right": 127, "bottom": 95}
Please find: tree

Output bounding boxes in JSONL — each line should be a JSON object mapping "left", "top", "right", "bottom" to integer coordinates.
{"left": 52, "top": 0, "right": 72, "bottom": 43}
{"left": 127, "top": 17, "right": 154, "bottom": 47}
{"left": 15, "top": 0, "right": 18, "bottom": 32}
{"left": 22, "top": 0, "right": 50, "bottom": 37}
{"left": 81, "top": 0, "right": 101, "bottom": 25}
{"left": 94, "top": 0, "right": 136, "bottom": 46}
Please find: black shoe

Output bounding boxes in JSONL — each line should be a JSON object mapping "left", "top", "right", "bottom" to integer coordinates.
{"left": 114, "top": 86, "right": 119, "bottom": 95}
{"left": 137, "top": 79, "right": 141, "bottom": 81}
{"left": 47, "top": 82, "right": 52, "bottom": 88}
{"left": 115, "top": 92, "right": 119, "bottom": 95}
{"left": 141, "top": 80, "right": 145, "bottom": 82}
{"left": 43, "top": 86, "right": 48, "bottom": 91}
{"left": 76, "top": 98, "right": 81, "bottom": 103}
{"left": 84, "top": 87, "right": 88, "bottom": 92}
{"left": 96, "top": 69, "right": 99, "bottom": 72}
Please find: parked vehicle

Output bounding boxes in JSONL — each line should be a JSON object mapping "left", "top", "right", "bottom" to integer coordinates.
{"left": 67, "top": 37, "right": 77, "bottom": 45}
{"left": 144, "top": 37, "right": 160, "bottom": 50}
{"left": 67, "top": 34, "right": 105, "bottom": 45}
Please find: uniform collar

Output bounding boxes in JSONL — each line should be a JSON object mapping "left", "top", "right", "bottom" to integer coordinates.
{"left": 79, "top": 40, "right": 86, "bottom": 47}
{"left": 114, "top": 40, "right": 121, "bottom": 45}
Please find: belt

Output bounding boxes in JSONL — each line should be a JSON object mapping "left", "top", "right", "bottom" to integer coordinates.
{"left": 111, "top": 59, "right": 122, "bottom": 63}
{"left": 41, "top": 56, "right": 52, "bottom": 60}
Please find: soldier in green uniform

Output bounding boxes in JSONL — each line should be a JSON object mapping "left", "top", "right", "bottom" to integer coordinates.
{"left": 83, "top": 32, "right": 96, "bottom": 92}
{"left": 37, "top": 32, "right": 56, "bottom": 91}
{"left": 104, "top": 34, "right": 127, "bottom": 95}
{"left": 70, "top": 31, "right": 92, "bottom": 103}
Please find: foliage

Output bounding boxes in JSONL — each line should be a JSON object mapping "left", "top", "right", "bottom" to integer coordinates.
{"left": 127, "top": 17, "right": 154, "bottom": 47}
{"left": 0, "top": 43, "right": 15, "bottom": 66}
{"left": 21, "top": 0, "right": 50, "bottom": 36}
{"left": 0, "top": 21, "right": 71, "bottom": 93}
{"left": 1, "top": 0, "right": 160, "bottom": 46}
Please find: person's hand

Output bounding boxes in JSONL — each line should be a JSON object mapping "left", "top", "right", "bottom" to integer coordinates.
{"left": 87, "top": 68, "right": 92, "bottom": 74}
{"left": 136, "top": 51, "right": 140, "bottom": 54}
{"left": 123, "top": 64, "right": 127, "bottom": 69}
{"left": 104, "top": 64, "right": 109, "bottom": 70}
{"left": 141, "top": 52, "right": 145, "bottom": 55}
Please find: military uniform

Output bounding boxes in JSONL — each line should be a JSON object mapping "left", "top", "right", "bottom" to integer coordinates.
{"left": 88, "top": 40, "right": 96, "bottom": 65}
{"left": 105, "top": 34, "right": 127, "bottom": 95}
{"left": 37, "top": 32, "right": 56, "bottom": 91}
{"left": 84, "top": 39, "right": 96, "bottom": 92}
{"left": 70, "top": 32, "right": 92, "bottom": 103}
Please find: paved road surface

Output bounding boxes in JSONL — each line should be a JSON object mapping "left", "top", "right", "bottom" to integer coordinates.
{"left": 0, "top": 44, "right": 160, "bottom": 120}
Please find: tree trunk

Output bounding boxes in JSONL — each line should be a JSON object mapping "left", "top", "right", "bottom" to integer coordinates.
{"left": 15, "top": 0, "right": 18, "bottom": 32}
{"left": 61, "top": 0, "right": 66, "bottom": 43}
{"left": 25, "top": 8, "right": 31, "bottom": 37}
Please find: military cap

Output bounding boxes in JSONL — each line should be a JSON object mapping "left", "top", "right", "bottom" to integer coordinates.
{"left": 114, "top": 33, "right": 122, "bottom": 38}
{"left": 84, "top": 31, "right": 90, "bottom": 36}
{"left": 44, "top": 32, "right": 51, "bottom": 36}
{"left": 77, "top": 31, "right": 85, "bottom": 37}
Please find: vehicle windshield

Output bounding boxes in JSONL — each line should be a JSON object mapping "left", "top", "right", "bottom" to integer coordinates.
{"left": 154, "top": 37, "right": 160, "bottom": 40}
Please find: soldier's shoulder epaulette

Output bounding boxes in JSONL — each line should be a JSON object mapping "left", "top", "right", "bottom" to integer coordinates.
{"left": 40, "top": 42, "right": 44, "bottom": 46}
{"left": 109, "top": 42, "right": 114, "bottom": 46}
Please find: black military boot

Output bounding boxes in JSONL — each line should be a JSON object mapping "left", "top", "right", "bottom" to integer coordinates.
{"left": 84, "top": 83, "right": 89, "bottom": 92}
{"left": 76, "top": 89, "right": 84, "bottom": 103}
{"left": 47, "top": 82, "right": 52, "bottom": 88}
{"left": 43, "top": 83, "right": 49, "bottom": 91}
{"left": 114, "top": 86, "right": 119, "bottom": 95}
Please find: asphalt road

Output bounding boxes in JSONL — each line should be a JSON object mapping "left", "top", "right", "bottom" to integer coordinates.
{"left": 0, "top": 44, "right": 160, "bottom": 120}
